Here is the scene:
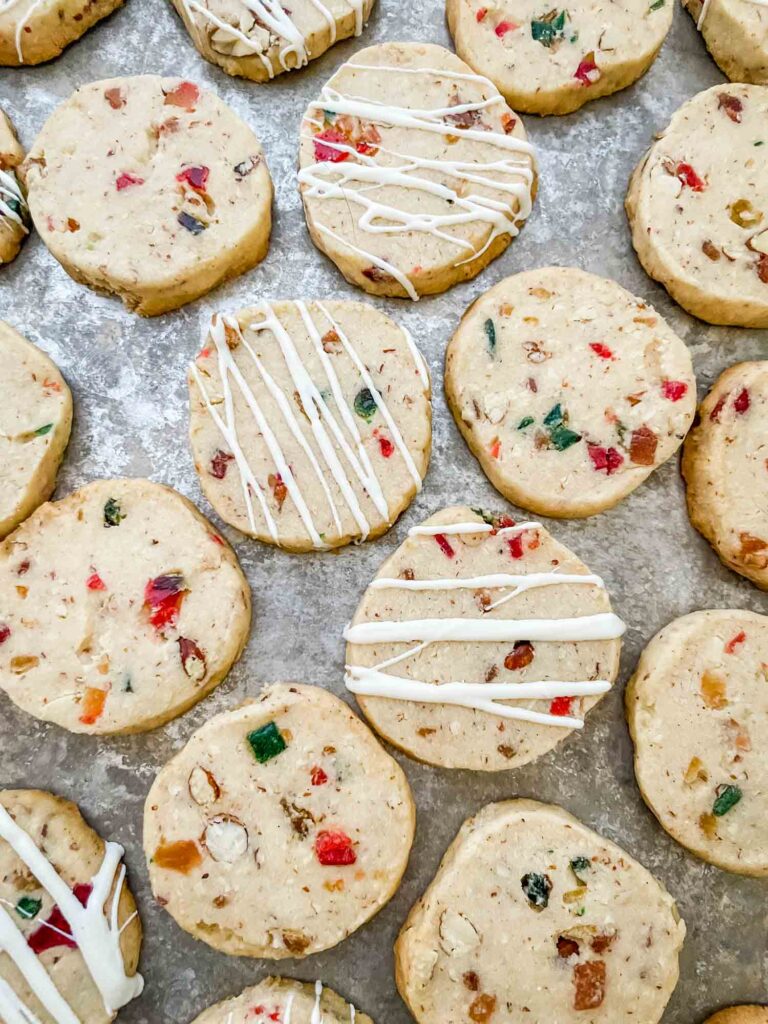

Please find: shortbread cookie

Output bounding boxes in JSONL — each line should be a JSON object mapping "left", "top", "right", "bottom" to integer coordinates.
{"left": 189, "top": 300, "right": 431, "bottom": 552}
{"left": 0, "top": 322, "right": 72, "bottom": 539}
{"left": 171, "top": 0, "right": 375, "bottom": 82}
{"left": 683, "top": 0, "right": 768, "bottom": 85}
{"left": 627, "top": 609, "right": 768, "bottom": 876}
{"left": 705, "top": 1010, "right": 768, "bottom": 1024}
{"left": 190, "top": 977, "right": 374, "bottom": 1024}
{"left": 344, "top": 505, "right": 624, "bottom": 771}
{"left": 0, "top": 0, "right": 123, "bottom": 65}
{"left": 445, "top": 268, "right": 696, "bottom": 518}
{"left": 0, "top": 789, "right": 143, "bottom": 1024}
{"left": 395, "top": 799, "right": 685, "bottom": 1024}
{"left": 626, "top": 83, "right": 768, "bottom": 327}
{"left": 144, "top": 684, "right": 415, "bottom": 957}
{"left": 447, "top": 0, "right": 673, "bottom": 116}
{"left": 0, "top": 478, "right": 251, "bottom": 734}
{"left": 0, "top": 109, "right": 29, "bottom": 264}
{"left": 298, "top": 42, "right": 536, "bottom": 301}
{"left": 682, "top": 362, "right": 768, "bottom": 589}
{"left": 20, "top": 76, "right": 273, "bottom": 316}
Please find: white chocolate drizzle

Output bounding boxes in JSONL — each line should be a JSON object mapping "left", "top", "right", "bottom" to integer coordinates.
{"left": 0, "top": 168, "right": 28, "bottom": 233}
{"left": 0, "top": 802, "right": 143, "bottom": 1022}
{"left": 299, "top": 63, "right": 535, "bottom": 302}
{"left": 344, "top": 519, "right": 625, "bottom": 727}
{"left": 178, "top": 0, "right": 366, "bottom": 78}
{"left": 0, "top": 0, "right": 47, "bottom": 62}
{"left": 191, "top": 302, "right": 427, "bottom": 548}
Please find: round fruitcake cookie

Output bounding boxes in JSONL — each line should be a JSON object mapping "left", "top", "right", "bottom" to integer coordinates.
{"left": 344, "top": 505, "right": 624, "bottom": 771}
{"left": 0, "top": 0, "right": 123, "bottom": 65}
{"left": 0, "top": 789, "right": 143, "bottom": 1023}
{"left": 626, "top": 83, "right": 768, "bottom": 327}
{"left": 446, "top": 0, "right": 673, "bottom": 116}
{"left": 445, "top": 267, "right": 696, "bottom": 518}
{"left": 189, "top": 300, "right": 431, "bottom": 552}
{"left": 298, "top": 42, "right": 536, "bottom": 301}
{"left": 0, "top": 478, "right": 251, "bottom": 735}
{"left": 682, "top": 362, "right": 768, "bottom": 589}
{"left": 0, "top": 322, "right": 72, "bottom": 539}
{"left": 189, "top": 978, "right": 374, "bottom": 1024}
{"left": 171, "top": 0, "right": 375, "bottom": 82}
{"left": 395, "top": 799, "right": 685, "bottom": 1024}
{"left": 683, "top": 0, "right": 768, "bottom": 85}
{"left": 0, "top": 109, "right": 29, "bottom": 265}
{"left": 20, "top": 76, "right": 273, "bottom": 316}
{"left": 705, "top": 1010, "right": 768, "bottom": 1024}
{"left": 144, "top": 683, "right": 415, "bottom": 958}
{"left": 627, "top": 609, "right": 768, "bottom": 876}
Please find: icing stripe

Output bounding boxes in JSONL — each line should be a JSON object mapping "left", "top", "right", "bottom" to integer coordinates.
{"left": 0, "top": 169, "right": 28, "bottom": 232}
{"left": 344, "top": 613, "right": 625, "bottom": 645}
{"left": 370, "top": 572, "right": 604, "bottom": 592}
{"left": 402, "top": 326, "right": 430, "bottom": 389}
{"left": 408, "top": 520, "right": 541, "bottom": 537}
{"left": 0, "top": 978, "right": 44, "bottom": 1024}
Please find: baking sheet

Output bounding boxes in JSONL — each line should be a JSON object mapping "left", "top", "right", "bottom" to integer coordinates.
{"left": 0, "top": 1, "right": 766, "bottom": 1020}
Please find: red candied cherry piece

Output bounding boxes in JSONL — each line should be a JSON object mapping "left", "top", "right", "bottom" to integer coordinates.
{"left": 164, "top": 81, "right": 200, "bottom": 111}
{"left": 313, "top": 129, "right": 350, "bottom": 163}
{"left": 315, "top": 829, "right": 356, "bottom": 866}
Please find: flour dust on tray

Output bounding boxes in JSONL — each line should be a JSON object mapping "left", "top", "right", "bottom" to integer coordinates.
{"left": 445, "top": 267, "right": 697, "bottom": 518}
{"left": 0, "top": 788, "right": 143, "bottom": 1024}
{"left": 189, "top": 299, "right": 431, "bottom": 551}
{"left": 683, "top": 362, "right": 768, "bottom": 589}
{"left": 0, "top": 108, "right": 29, "bottom": 265}
{"left": 170, "top": 0, "right": 376, "bottom": 82}
{"left": 446, "top": 0, "right": 673, "bottom": 115}
{"left": 0, "top": 321, "right": 72, "bottom": 539}
{"left": 0, "top": 0, "right": 125, "bottom": 64}
{"left": 0, "top": 478, "right": 251, "bottom": 734}
{"left": 189, "top": 977, "right": 373, "bottom": 1024}
{"left": 20, "top": 76, "right": 273, "bottom": 316}
{"left": 144, "top": 684, "right": 415, "bottom": 958}
{"left": 628, "top": 609, "right": 768, "bottom": 876}
{"left": 626, "top": 83, "right": 768, "bottom": 327}
{"left": 298, "top": 42, "right": 537, "bottom": 300}
{"left": 344, "top": 505, "right": 625, "bottom": 771}
{"left": 683, "top": 0, "right": 768, "bottom": 85}
{"left": 395, "top": 800, "right": 685, "bottom": 1024}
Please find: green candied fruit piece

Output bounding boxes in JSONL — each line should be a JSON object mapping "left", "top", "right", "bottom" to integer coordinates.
{"left": 521, "top": 871, "right": 552, "bottom": 909}
{"left": 484, "top": 318, "right": 497, "bottom": 356}
{"left": 353, "top": 387, "right": 378, "bottom": 423}
{"left": 531, "top": 9, "right": 567, "bottom": 47}
{"left": 247, "top": 721, "right": 287, "bottom": 763}
{"left": 713, "top": 784, "right": 742, "bottom": 817}
{"left": 517, "top": 416, "right": 535, "bottom": 430}
{"left": 549, "top": 424, "right": 582, "bottom": 451}
{"left": 570, "top": 856, "right": 591, "bottom": 885}
{"left": 543, "top": 403, "right": 564, "bottom": 428}
{"left": 103, "top": 497, "right": 125, "bottom": 528}
{"left": 34, "top": 423, "right": 53, "bottom": 437}
{"left": 15, "top": 896, "right": 42, "bottom": 920}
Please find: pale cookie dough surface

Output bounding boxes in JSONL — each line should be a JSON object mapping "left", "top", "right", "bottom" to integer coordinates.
{"left": 0, "top": 108, "right": 29, "bottom": 265}
{"left": 0, "top": 0, "right": 123, "bottom": 65}
{"left": 189, "top": 977, "right": 374, "bottom": 1024}
{"left": 445, "top": 267, "right": 696, "bottom": 518}
{"left": 683, "top": 0, "right": 768, "bottom": 85}
{"left": 705, "top": 1010, "right": 768, "bottom": 1024}
{"left": 395, "top": 799, "right": 685, "bottom": 1024}
{"left": 0, "top": 478, "right": 251, "bottom": 735}
{"left": 0, "top": 321, "right": 72, "bottom": 539}
{"left": 447, "top": 0, "right": 673, "bottom": 116}
{"left": 20, "top": 75, "right": 273, "bottom": 316}
{"left": 626, "top": 83, "right": 768, "bottom": 327}
{"left": 298, "top": 42, "right": 536, "bottom": 301}
{"left": 171, "top": 0, "right": 375, "bottom": 82}
{"left": 188, "top": 299, "right": 431, "bottom": 552}
{"left": 0, "top": 789, "right": 142, "bottom": 1024}
{"left": 682, "top": 362, "right": 768, "bottom": 589}
{"left": 344, "top": 505, "right": 624, "bottom": 771}
{"left": 627, "top": 609, "right": 768, "bottom": 876}
{"left": 144, "top": 684, "right": 415, "bottom": 958}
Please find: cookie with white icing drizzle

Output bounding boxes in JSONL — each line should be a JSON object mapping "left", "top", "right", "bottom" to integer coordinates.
{"left": 628, "top": 610, "right": 768, "bottom": 876}
{"left": 626, "top": 83, "right": 768, "bottom": 327}
{"left": 0, "top": 788, "right": 143, "bottom": 1024}
{"left": 0, "top": 108, "right": 28, "bottom": 265}
{"left": 344, "top": 505, "right": 624, "bottom": 771}
{"left": 445, "top": 267, "right": 697, "bottom": 518}
{"left": 682, "top": 362, "right": 768, "bottom": 589}
{"left": 683, "top": 0, "right": 768, "bottom": 85}
{"left": 298, "top": 42, "right": 537, "bottom": 301}
{"left": 188, "top": 300, "right": 431, "bottom": 552}
{"left": 0, "top": 478, "right": 251, "bottom": 734}
{"left": 0, "top": 321, "right": 72, "bottom": 539}
{"left": 447, "top": 0, "right": 673, "bottom": 116}
{"left": 395, "top": 799, "right": 685, "bottom": 1024}
{"left": 704, "top": 1010, "right": 768, "bottom": 1024}
{"left": 20, "top": 76, "right": 273, "bottom": 316}
{"left": 190, "top": 977, "right": 373, "bottom": 1024}
{"left": 0, "top": 0, "right": 124, "bottom": 65}
{"left": 144, "top": 684, "right": 415, "bottom": 958}
{"left": 171, "top": 0, "right": 375, "bottom": 82}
